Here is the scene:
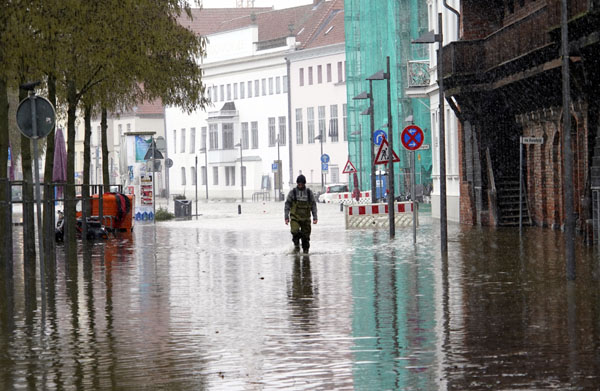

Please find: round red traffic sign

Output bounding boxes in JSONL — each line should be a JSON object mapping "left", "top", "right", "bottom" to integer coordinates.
{"left": 401, "top": 125, "right": 424, "bottom": 151}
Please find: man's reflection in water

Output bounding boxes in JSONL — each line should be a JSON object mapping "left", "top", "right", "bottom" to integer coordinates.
{"left": 288, "top": 255, "right": 317, "bottom": 332}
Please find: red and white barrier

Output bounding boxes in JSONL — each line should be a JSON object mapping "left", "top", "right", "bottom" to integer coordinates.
{"left": 322, "top": 191, "right": 371, "bottom": 204}
{"left": 345, "top": 201, "right": 416, "bottom": 229}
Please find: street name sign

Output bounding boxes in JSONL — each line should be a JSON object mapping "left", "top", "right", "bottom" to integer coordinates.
{"left": 521, "top": 136, "right": 543, "bottom": 145}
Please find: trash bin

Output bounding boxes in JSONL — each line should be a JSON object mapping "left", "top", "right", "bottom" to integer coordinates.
{"left": 174, "top": 199, "right": 192, "bottom": 218}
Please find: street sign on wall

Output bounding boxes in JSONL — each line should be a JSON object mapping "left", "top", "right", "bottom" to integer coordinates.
{"left": 521, "top": 136, "right": 543, "bottom": 145}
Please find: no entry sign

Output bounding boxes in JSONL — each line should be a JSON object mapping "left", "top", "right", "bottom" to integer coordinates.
{"left": 401, "top": 125, "right": 424, "bottom": 151}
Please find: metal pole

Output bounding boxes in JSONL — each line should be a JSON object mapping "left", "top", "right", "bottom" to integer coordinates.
{"left": 320, "top": 135, "right": 324, "bottom": 192}
{"left": 277, "top": 136, "right": 281, "bottom": 200}
{"left": 29, "top": 94, "right": 46, "bottom": 312}
{"left": 369, "top": 80, "right": 376, "bottom": 204}
{"left": 386, "top": 56, "right": 395, "bottom": 239}
{"left": 359, "top": 124, "right": 363, "bottom": 189}
{"left": 438, "top": 13, "right": 448, "bottom": 254}
{"left": 412, "top": 150, "right": 417, "bottom": 244}
{"left": 519, "top": 137, "right": 523, "bottom": 234}
{"left": 151, "top": 136, "right": 155, "bottom": 224}
{"left": 240, "top": 138, "right": 244, "bottom": 203}
{"left": 195, "top": 155, "right": 198, "bottom": 219}
{"left": 204, "top": 151, "right": 208, "bottom": 199}
{"left": 561, "top": 0, "right": 575, "bottom": 280}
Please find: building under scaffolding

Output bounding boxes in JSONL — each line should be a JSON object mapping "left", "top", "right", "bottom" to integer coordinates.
{"left": 345, "top": 0, "right": 431, "bottom": 199}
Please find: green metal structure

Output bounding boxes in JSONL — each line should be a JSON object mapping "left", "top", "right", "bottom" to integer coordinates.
{"left": 345, "top": 0, "right": 431, "bottom": 197}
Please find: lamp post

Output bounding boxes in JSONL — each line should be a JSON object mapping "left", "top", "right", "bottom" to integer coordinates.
{"left": 353, "top": 91, "right": 376, "bottom": 203}
{"left": 235, "top": 139, "right": 244, "bottom": 203}
{"left": 314, "top": 133, "right": 324, "bottom": 192}
{"left": 199, "top": 147, "right": 208, "bottom": 200}
{"left": 351, "top": 127, "right": 363, "bottom": 189}
{"left": 413, "top": 13, "right": 447, "bottom": 254}
{"left": 367, "top": 66, "right": 393, "bottom": 238}
{"left": 195, "top": 155, "right": 198, "bottom": 219}
{"left": 276, "top": 135, "right": 282, "bottom": 201}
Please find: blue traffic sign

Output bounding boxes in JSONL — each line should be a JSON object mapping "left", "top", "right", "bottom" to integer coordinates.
{"left": 373, "top": 129, "right": 387, "bottom": 146}
{"left": 401, "top": 125, "right": 424, "bottom": 151}
{"left": 321, "top": 154, "right": 330, "bottom": 164}
{"left": 321, "top": 163, "right": 329, "bottom": 172}
{"left": 272, "top": 162, "right": 279, "bottom": 171}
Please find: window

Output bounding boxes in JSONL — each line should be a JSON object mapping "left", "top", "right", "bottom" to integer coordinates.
{"left": 234, "top": 83, "right": 238, "bottom": 99}
{"left": 222, "top": 123, "right": 234, "bottom": 150}
{"left": 213, "top": 86, "right": 218, "bottom": 102}
{"left": 220, "top": 85, "right": 224, "bottom": 100}
{"left": 269, "top": 78, "right": 273, "bottom": 95}
{"left": 278, "top": 116, "right": 286, "bottom": 146}
{"left": 337, "top": 61, "right": 343, "bottom": 83}
{"left": 317, "top": 65, "right": 322, "bottom": 83}
{"left": 307, "top": 107, "right": 315, "bottom": 143}
{"left": 173, "top": 129, "right": 177, "bottom": 154}
{"left": 213, "top": 167, "right": 219, "bottom": 185}
{"left": 227, "top": 84, "right": 231, "bottom": 100}
{"left": 262, "top": 78, "right": 267, "bottom": 96}
{"left": 181, "top": 128, "right": 186, "bottom": 153}
{"left": 191, "top": 166, "right": 196, "bottom": 185}
{"left": 295, "top": 108, "right": 303, "bottom": 144}
{"left": 242, "top": 166, "right": 246, "bottom": 187}
{"left": 247, "top": 81, "right": 253, "bottom": 98}
{"left": 201, "top": 166, "right": 207, "bottom": 185}
{"left": 118, "top": 124, "right": 122, "bottom": 137}
{"left": 308, "top": 66, "right": 313, "bottom": 85}
{"left": 251, "top": 121, "right": 258, "bottom": 149}
{"left": 268, "top": 117, "right": 276, "bottom": 146}
{"left": 190, "top": 127, "right": 196, "bottom": 153}
{"left": 343, "top": 104, "right": 348, "bottom": 141}
{"left": 329, "top": 105, "right": 338, "bottom": 142}
{"left": 283, "top": 76, "right": 288, "bottom": 93}
{"left": 209, "top": 124, "right": 218, "bottom": 150}
{"left": 318, "top": 106, "right": 326, "bottom": 143}
{"left": 207, "top": 87, "right": 212, "bottom": 102}
{"left": 240, "top": 82, "right": 245, "bottom": 99}
{"left": 299, "top": 68, "right": 304, "bottom": 86}
{"left": 276, "top": 76, "right": 281, "bottom": 94}
{"left": 242, "top": 122, "right": 249, "bottom": 149}
{"left": 181, "top": 167, "right": 186, "bottom": 186}
{"left": 327, "top": 64, "right": 332, "bottom": 82}
{"left": 254, "top": 80, "right": 259, "bottom": 96}
{"left": 201, "top": 126, "right": 207, "bottom": 150}
{"left": 225, "top": 167, "right": 235, "bottom": 186}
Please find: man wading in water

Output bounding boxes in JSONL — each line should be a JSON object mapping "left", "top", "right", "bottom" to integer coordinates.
{"left": 284, "top": 175, "right": 318, "bottom": 254}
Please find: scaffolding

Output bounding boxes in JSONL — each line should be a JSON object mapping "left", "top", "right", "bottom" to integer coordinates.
{"left": 345, "top": 0, "right": 432, "bottom": 197}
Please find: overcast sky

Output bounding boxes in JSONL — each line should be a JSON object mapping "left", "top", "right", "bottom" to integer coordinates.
{"left": 199, "top": 0, "right": 312, "bottom": 9}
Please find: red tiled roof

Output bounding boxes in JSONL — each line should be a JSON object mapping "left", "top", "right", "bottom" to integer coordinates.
{"left": 301, "top": 1, "right": 345, "bottom": 49}
{"left": 134, "top": 99, "right": 164, "bottom": 115}
{"left": 178, "top": 7, "right": 272, "bottom": 36}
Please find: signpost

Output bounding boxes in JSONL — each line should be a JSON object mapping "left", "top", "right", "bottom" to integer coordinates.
{"left": 401, "top": 125, "right": 424, "bottom": 244}
{"left": 16, "top": 86, "right": 56, "bottom": 317}
{"left": 520, "top": 136, "right": 544, "bottom": 234}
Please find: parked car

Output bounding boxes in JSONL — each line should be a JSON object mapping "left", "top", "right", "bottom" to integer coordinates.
{"left": 317, "top": 183, "right": 350, "bottom": 203}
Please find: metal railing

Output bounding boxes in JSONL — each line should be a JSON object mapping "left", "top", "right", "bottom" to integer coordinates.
{"left": 407, "top": 60, "right": 431, "bottom": 88}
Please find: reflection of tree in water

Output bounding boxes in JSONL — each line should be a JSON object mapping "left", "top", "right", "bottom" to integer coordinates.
{"left": 288, "top": 256, "right": 318, "bottom": 332}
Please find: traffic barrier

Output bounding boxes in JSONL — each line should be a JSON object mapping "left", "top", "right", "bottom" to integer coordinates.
{"left": 323, "top": 191, "right": 372, "bottom": 205}
{"left": 345, "top": 201, "right": 417, "bottom": 229}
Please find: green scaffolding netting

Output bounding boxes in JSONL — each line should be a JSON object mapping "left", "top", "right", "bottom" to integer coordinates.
{"left": 345, "top": 0, "right": 432, "bottom": 197}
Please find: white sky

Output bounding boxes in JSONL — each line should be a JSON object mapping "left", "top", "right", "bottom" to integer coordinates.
{"left": 199, "top": 0, "right": 312, "bottom": 9}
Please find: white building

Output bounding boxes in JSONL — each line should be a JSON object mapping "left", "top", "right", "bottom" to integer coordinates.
{"left": 407, "top": 0, "right": 461, "bottom": 222}
{"left": 166, "top": 0, "right": 347, "bottom": 201}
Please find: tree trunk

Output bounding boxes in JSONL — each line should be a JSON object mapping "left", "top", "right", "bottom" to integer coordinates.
{"left": 43, "top": 74, "right": 56, "bottom": 257}
{"left": 65, "top": 80, "right": 78, "bottom": 251}
{"left": 0, "top": 78, "right": 11, "bottom": 276}
{"left": 83, "top": 104, "right": 92, "bottom": 216}
{"left": 101, "top": 107, "right": 110, "bottom": 190}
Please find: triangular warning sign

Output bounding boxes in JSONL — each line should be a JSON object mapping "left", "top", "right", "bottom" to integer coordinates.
{"left": 342, "top": 159, "right": 357, "bottom": 174}
{"left": 374, "top": 138, "right": 400, "bottom": 165}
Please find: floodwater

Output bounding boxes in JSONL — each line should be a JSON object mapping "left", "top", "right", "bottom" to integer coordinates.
{"left": 1, "top": 201, "right": 600, "bottom": 390}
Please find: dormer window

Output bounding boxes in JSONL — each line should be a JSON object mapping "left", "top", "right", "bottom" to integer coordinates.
{"left": 325, "top": 26, "right": 334, "bottom": 35}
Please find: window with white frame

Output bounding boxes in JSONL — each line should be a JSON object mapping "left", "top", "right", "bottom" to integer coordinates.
{"left": 181, "top": 167, "right": 186, "bottom": 186}
{"left": 327, "top": 63, "right": 332, "bottom": 82}
{"left": 181, "top": 128, "right": 186, "bottom": 152}
{"left": 283, "top": 75, "right": 288, "bottom": 93}
{"left": 308, "top": 66, "right": 313, "bottom": 85}
{"left": 276, "top": 76, "right": 281, "bottom": 94}
{"left": 201, "top": 126, "right": 207, "bottom": 150}
{"left": 225, "top": 166, "right": 235, "bottom": 186}
{"left": 254, "top": 80, "right": 259, "bottom": 96}
{"left": 222, "top": 123, "right": 234, "bottom": 150}
{"left": 242, "top": 122, "right": 249, "bottom": 149}
{"left": 278, "top": 116, "right": 286, "bottom": 146}
{"left": 201, "top": 166, "right": 207, "bottom": 185}
{"left": 317, "top": 65, "right": 322, "bottom": 84}
{"left": 262, "top": 78, "right": 267, "bottom": 96}
{"left": 268, "top": 117, "right": 276, "bottom": 146}
{"left": 240, "top": 82, "right": 245, "bottom": 99}
{"left": 343, "top": 103, "right": 348, "bottom": 141}
{"left": 173, "top": 129, "right": 177, "bottom": 154}
{"left": 209, "top": 124, "right": 218, "bottom": 150}
{"left": 241, "top": 166, "right": 246, "bottom": 187}
{"left": 307, "top": 107, "right": 315, "bottom": 143}
{"left": 269, "top": 78, "right": 273, "bottom": 95}
{"left": 337, "top": 61, "right": 343, "bottom": 82}
{"left": 234, "top": 83, "right": 238, "bottom": 99}
{"left": 191, "top": 166, "right": 196, "bottom": 185}
{"left": 190, "top": 127, "right": 196, "bottom": 153}
{"left": 251, "top": 121, "right": 258, "bottom": 149}
{"left": 299, "top": 68, "right": 304, "bottom": 86}
{"left": 295, "top": 108, "right": 303, "bottom": 144}
{"left": 220, "top": 85, "right": 224, "bottom": 100}
{"left": 329, "top": 105, "right": 338, "bottom": 142}
{"left": 226, "top": 84, "right": 230, "bottom": 100}
{"left": 247, "top": 81, "right": 252, "bottom": 98}
{"left": 318, "top": 106, "right": 326, "bottom": 143}
{"left": 213, "top": 166, "right": 218, "bottom": 185}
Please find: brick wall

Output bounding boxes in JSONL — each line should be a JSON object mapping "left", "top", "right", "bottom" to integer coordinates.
{"left": 461, "top": 0, "right": 504, "bottom": 40}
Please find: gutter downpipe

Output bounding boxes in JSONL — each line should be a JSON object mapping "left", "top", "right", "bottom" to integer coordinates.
{"left": 443, "top": 0, "right": 460, "bottom": 39}
{"left": 286, "top": 57, "right": 294, "bottom": 188}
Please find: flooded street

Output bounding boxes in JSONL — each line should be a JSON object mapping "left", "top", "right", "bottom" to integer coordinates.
{"left": 2, "top": 201, "right": 600, "bottom": 390}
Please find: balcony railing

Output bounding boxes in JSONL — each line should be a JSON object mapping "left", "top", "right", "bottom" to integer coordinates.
{"left": 207, "top": 110, "right": 238, "bottom": 119}
{"left": 407, "top": 60, "right": 431, "bottom": 88}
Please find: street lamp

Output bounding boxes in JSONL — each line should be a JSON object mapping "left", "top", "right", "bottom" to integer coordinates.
{"left": 350, "top": 127, "right": 363, "bottom": 189}
{"left": 199, "top": 147, "right": 208, "bottom": 200}
{"left": 413, "top": 13, "right": 447, "bottom": 254}
{"left": 235, "top": 139, "right": 244, "bottom": 203}
{"left": 314, "top": 133, "right": 324, "bottom": 192}
{"left": 195, "top": 155, "right": 198, "bottom": 219}
{"left": 353, "top": 91, "right": 376, "bottom": 204}
{"left": 367, "top": 63, "right": 394, "bottom": 238}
